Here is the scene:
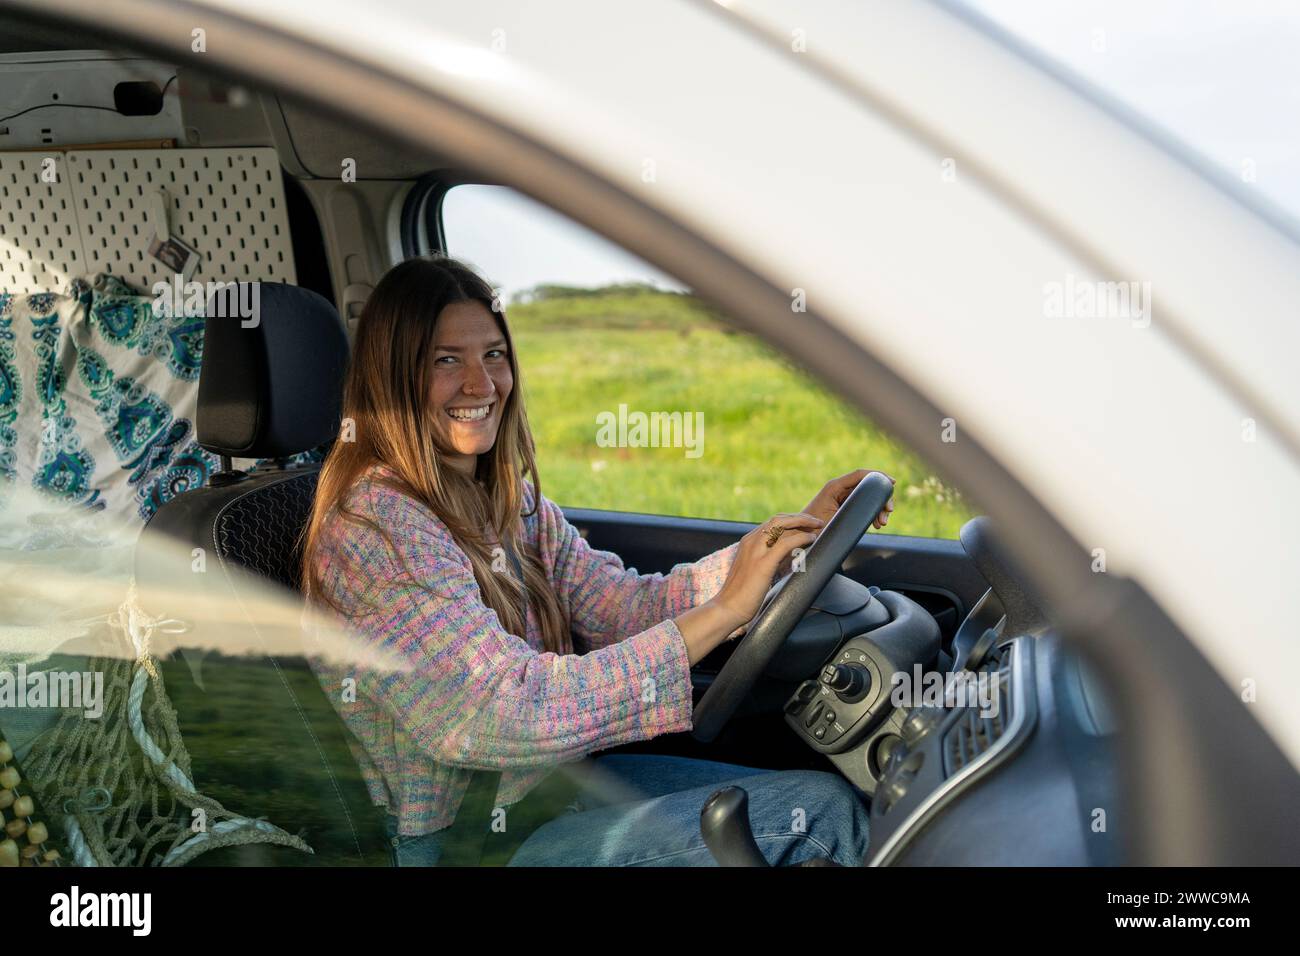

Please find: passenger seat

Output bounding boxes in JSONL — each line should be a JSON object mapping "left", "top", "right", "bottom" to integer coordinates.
{"left": 134, "top": 282, "right": 389, "bottom": 866}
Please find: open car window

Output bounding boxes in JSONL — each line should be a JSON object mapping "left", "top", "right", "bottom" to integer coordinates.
{"left": 441, "top": 184, "right": 977, "bottom": 538}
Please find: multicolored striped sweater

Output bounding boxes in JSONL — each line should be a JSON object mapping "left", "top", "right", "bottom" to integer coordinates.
{"left": 304, "top": 463, "right": 741, "bottom": 835}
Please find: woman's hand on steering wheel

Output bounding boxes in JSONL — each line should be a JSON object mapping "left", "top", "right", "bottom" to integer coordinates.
{"left": 803, "top": 469, "right": 896, "bottom": 529}
{"left": 690, "top": 470, "right": 899, "bottom": 740}
{"left": 713, "top": 512, "right": 824, "bottom": 638}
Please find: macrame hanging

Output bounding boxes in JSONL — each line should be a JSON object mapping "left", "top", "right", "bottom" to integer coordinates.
{"left": 18, "top": 581, "right": 314, "bottom": 867}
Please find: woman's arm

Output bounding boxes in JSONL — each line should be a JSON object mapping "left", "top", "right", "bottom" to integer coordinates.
{"left": 311, "top": 482, "right": 734, "bottom": 771}
{"left": 532, "top": 472, "right": 890, "bottom": 653}
{"left": 531, "top": 486, "right": 758, "bottom": 652}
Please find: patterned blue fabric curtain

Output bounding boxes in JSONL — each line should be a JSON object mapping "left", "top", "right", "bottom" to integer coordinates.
{"left": 0, "top": 274, "right": 323, "bottom": 528}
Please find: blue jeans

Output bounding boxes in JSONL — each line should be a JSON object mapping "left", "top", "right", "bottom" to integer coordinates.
{"left": 387, "top": 754, "right": 870, "bottom": 867}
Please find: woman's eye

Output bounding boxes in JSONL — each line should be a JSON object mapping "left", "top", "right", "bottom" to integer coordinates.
{"left": 434, "top": 350, "right": 506, "bottom": 365}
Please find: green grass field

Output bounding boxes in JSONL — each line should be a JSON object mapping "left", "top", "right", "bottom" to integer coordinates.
{"left": 506, "top": 286, "right": 975, "bottom": 539}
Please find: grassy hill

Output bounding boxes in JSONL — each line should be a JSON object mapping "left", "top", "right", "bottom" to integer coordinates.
{"left": 505, "top": 286, "right": 974, "bottom": 539}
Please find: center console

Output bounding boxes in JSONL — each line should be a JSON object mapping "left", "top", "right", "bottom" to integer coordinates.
{"left": 863, "top": 635, "right": 1035, "bottom": 865}
{"left": 781, "top": 587, "right": 1040, "bottom": 865}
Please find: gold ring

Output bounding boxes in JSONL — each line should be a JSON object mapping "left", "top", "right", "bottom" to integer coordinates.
{"left": 764, "top": 524, "right": 786, "bottom": 548}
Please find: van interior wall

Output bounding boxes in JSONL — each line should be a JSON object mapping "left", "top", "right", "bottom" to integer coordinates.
{"left": 0, "top": 38, "right": 438, "bottom": 529}
{"left": 186, "top": 72, "right": 429, "bottom": 338}
{"left": 0, "top": 32, "right": 446, "bottom": 329}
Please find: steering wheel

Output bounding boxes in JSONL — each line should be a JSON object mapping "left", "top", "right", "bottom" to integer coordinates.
{"left": 691, "top": 471, "right": 897, "bottom": 742}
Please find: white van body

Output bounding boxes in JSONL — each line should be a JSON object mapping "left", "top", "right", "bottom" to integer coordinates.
{"left": 139, "top": 0, "right": 1300, "bottom": 764}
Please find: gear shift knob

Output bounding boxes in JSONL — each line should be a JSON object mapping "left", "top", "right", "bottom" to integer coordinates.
{"left": 700, "top": 786, "right": 770, "bottom": 867}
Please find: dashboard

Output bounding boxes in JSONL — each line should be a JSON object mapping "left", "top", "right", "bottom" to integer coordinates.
{"left": 781, "top": 584, "right": 1123, "bottom": 866}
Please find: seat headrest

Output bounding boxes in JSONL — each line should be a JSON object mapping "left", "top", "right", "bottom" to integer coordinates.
{"left": 197, "top": 282, "right": 348, "bottom": 459}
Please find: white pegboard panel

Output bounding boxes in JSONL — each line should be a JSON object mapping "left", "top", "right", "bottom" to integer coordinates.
{"left": 0, "top": 153, "right": 83, "bottom": 292}
{"left": 0, "top": 147, "right": 296, "bottom": 295}
{"left": 66, "top": 147, "right": 296, "bottom": 291}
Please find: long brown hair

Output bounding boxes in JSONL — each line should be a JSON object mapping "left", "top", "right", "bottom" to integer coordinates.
{"left": 300, "top": 255, "right": 572, "bottom": 654}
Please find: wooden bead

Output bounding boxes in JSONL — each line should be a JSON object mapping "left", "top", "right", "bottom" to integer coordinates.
{"left": 0, "top": 839, "right": 17, "bottom": 867}
{"left": 26, "top": 822, "right": 47, "bottom": 844}
{"left": 20, "top": 843, "right": 40, "bottom": 859}
{"left": 0, "top": 767, "right": 18, "bottom": 789}
{"left": 42, "top": 848, "right": 60, "bottom": 862}
{"left": 0, "top": 741, "right": 12, "bottom": 763}
{"left": 0, "top": 790, "right": 13, "bottom": 810}
{"left": 12, "top": 795, "right": 33, "bottom": 818}
{"left": 4, "top": 818, "right": 26, "bottom": 838}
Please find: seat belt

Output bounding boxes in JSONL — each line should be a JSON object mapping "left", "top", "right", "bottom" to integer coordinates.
{"left": 437, "top": 536, "right": 525, "bottom": 867}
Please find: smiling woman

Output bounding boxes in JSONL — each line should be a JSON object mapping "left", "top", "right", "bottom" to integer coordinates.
{"left": 430, "top": 300, "right": 512, "bottom": 476}
{"left": 301, "top": 255, "right": 567, "bottom": 655}
{"left": 297, "top": 253, "right": 881, "bottom": 866}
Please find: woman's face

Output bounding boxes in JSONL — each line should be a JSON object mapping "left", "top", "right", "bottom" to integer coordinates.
{"left": 429, "top": 299, "right": 514, "bottom": 476}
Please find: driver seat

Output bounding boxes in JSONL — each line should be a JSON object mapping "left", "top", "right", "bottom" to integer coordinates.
{"left": 134, "top": 282, "right": 390, "bottom": 865}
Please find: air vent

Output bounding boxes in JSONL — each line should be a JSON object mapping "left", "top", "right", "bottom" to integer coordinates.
{"left": 943, "top": 649, "right": 1013, "bottom": 774}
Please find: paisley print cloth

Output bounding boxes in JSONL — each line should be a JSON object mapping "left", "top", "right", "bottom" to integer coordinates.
{"left": 0, "top": 274, "right": 321, "bottom": 536}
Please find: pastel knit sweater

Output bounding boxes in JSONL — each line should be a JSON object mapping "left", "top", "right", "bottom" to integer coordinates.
{"left": 305, "top": 463, "right": 743, "bottom": 835}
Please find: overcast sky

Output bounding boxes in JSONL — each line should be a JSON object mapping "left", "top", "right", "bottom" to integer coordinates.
{"left": 442, "top": 186, "right": 685, "bottom": 302}
{"left": 445, "top": 1, "right": 1300, "bottom": 298}
{"left": 962, "top": 0, "right": 1300, "bottom": 218}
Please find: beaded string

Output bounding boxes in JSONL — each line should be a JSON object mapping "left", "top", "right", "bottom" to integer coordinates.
{"left": 0, "top": 735, "right": 62, "bottom": 867}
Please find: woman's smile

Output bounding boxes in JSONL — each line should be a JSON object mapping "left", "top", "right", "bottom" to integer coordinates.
{"left": 446, "top": 400, "right": 497, "bottom": 425}
{"left": 428, "top": 298, "right": 515, "bottom": 475}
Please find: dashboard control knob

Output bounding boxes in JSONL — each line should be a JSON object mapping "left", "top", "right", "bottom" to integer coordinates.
{"left": 821, "top": 663, "right": 871, "bottom": 702}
